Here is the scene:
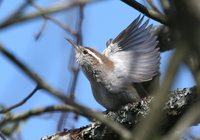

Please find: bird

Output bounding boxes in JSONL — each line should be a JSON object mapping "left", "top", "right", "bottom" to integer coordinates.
{"left": 66, "top": 15, "right": 160, "bottom": 110}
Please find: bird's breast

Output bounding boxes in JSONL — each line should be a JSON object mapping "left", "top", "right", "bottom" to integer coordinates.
{"left": 82, "top": 65, "right": 141, "bottom": 110}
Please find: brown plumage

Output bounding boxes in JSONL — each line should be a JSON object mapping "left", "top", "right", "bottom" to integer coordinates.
{"left": 67, "top": 15, "right": 160, "bottom": 110}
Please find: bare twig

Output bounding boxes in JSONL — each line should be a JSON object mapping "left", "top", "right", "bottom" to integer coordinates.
{"left": 35, "top": 19, "right": 47, "bottom": 40}
{"left": 57, "top": 4, "right": 84, "bottom": 131}
{"left": 2, "top": 1, "right": 29, "bottom": 25}
{"left": 0, "top": 0, "right": 95, "bottom": 29}
{"left": 0, "top": 44, "right": 67, "bottom": 102}
{"left": 0, "top": 105, "right": 83, "bottom": 126}
{"left": 121, "top": 0, "right": 168, "bottom": 25}
{"left": 0, "top": 131, "right": 6, "bottom": 140}
{"left": 0, "top": 44, "right": 132, "bottom": 140}
{"left": 0, "top": 84, "right": 40, "bottom": 114}
{"left": 29, "top": 0, "right": 77, "bottom": 36}
{"left": 45, "top": 15, "right": 77, "bottom": 36}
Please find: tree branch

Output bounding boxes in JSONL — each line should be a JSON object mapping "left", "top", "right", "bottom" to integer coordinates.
{"left": 0, "top": 84, "right": 40, "bottom": 114}
{"left": 164, "top": 101, "right": 200, "bottom": 140}
{"left": 57, "top": 4, "right": 84, "bottom": 130}
{"left": 0, "top": 0, "right": 95, "bottom": 29}
{"left": 41, "top": 87, "right": 200, "bottom": 140}
{"left": 121, "top": 0, "right": 168, "bottom": 25}
{"left": 29, "top": 0, "right": 77, "bottom": 36}
{"left": 0, "top": 44, "right": 67, "bottom": 102}
{"left": 35, "top": 19, "right": 48, "bottom": 40}
{"left": 0, "top": 105, "right": 82, "bottom": 127}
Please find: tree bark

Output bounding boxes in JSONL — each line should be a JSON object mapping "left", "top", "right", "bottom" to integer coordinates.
{"left": 41, "top": 87, "right": 200, "bottom": 140}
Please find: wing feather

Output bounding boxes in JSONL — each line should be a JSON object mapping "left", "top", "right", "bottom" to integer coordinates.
{"left": 103, "top": 15, "right": 160, "bottom": 83}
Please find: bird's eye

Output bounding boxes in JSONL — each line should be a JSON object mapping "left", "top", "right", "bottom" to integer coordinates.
{"left": 83, "top": 50, "right": 88, "bottom": 54}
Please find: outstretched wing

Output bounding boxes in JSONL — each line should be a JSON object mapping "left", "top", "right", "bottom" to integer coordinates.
{"left": 103, "top": 15, "right": 160, "bottom": 83}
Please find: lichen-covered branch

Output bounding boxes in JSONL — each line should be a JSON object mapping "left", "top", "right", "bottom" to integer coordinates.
{"left": 41, "top": 87, "right": 200, "bottom": 140}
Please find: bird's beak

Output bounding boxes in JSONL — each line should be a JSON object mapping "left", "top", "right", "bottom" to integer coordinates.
{"left": 65, "top": 38, "right": 80, "bottom": 51}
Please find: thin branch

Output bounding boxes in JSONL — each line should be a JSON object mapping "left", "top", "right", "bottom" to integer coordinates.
{"left": 35, "top": 19, "right": 47, "bottom": 40}
{"left": 57, "top": 4, "right": 84, "bottom": 131}
{"left": 0, "top": 105, "right": 82, "bottom": 126}
{"left": 0, "top": 44, "right": 67, "bottom": 102}
{"left": 0, "top": 44, "right": 132, "bottom": 140}
{"left": 0, "top": 103, "right": 132, "bottom": 140}
{"left": 121, "top": 0, "right": 168, "bottom": 25}
{"left": 0, "top": 84, "right": 40, "bottom": 114}
{"left": 0, "top": 131, "right": 6, "bottom": 140}
{"left": 133, "top": 43, "right": 189, "bottom": 140}
{"left": 1, "top": 123, "right": 19, "bottom": 140}
{"left": 0, "top": 0, "right": 95, "bottom": 29}
{"left": 29, "top": 0, "right": 77, "bottom": 36}
{"left": 45, "top": 15, "right": 77, "bottom": 36}
{"left": 2, "top": 1, "right": 29, "bottom": 25}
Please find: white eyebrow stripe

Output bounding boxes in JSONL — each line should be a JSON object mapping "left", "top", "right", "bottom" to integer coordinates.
{"left": 86, "top": 49, "right": 103, "bottom": 64}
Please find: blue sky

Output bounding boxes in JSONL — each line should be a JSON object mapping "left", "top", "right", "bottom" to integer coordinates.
{"left": 0, "top": 0, "right": 197, "bottom": 139}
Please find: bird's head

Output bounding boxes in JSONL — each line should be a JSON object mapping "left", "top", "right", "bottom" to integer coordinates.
{"left": 66, "top": 39, "right": 114, "bottom": 77}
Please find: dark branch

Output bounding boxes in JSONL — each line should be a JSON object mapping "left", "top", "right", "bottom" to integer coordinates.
{"left": 35, "top": 19, "right": 48, "bottom": 40}
{"left": 121, "top": 0, "right": 168, "bottom": 25}
{"left": 0, "top": 85, "right": 40, "bottom": 114}
{"left": 57, "top": 4, "right": 84, "bottom": 130}
{"left": 0, "top": 44, "right": 67, "bottom": 101}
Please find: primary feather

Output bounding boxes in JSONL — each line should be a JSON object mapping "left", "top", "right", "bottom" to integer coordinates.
{"left": 103, "top": 15, "right": 160, "bottom": 83}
